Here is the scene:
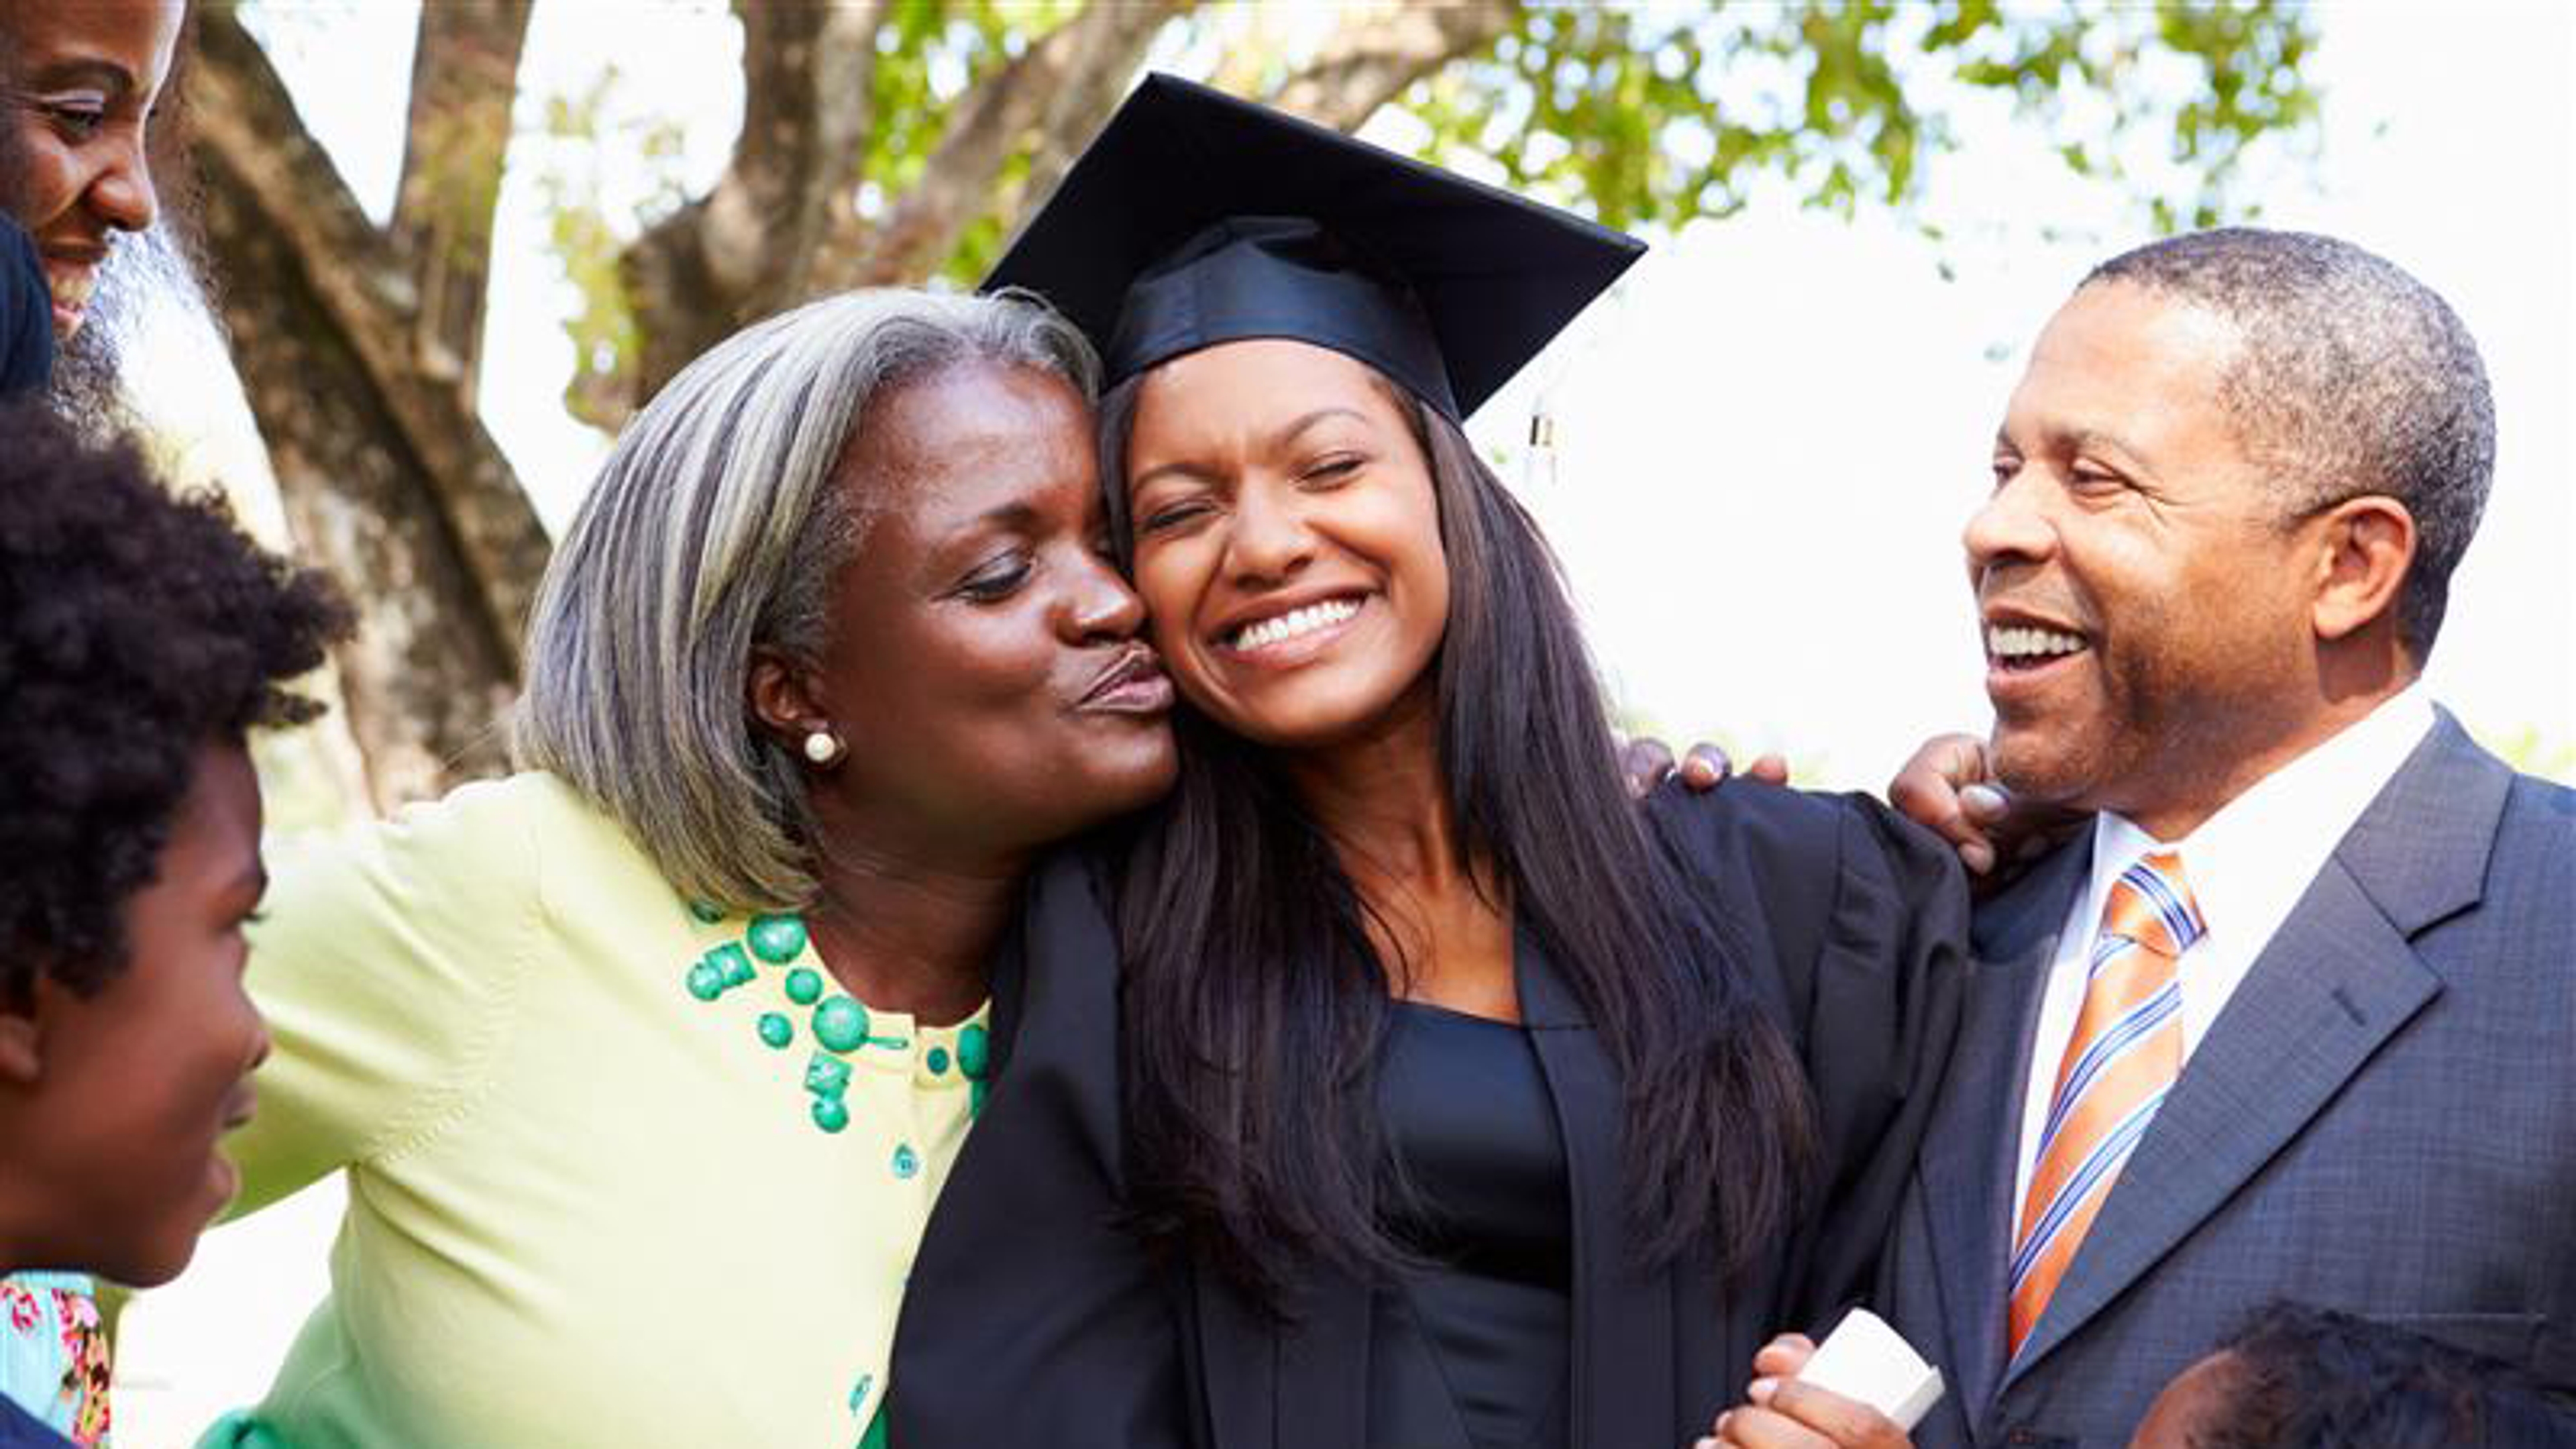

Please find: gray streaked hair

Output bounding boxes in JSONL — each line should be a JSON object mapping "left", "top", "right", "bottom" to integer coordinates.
{"left": 2084, "top": 228, "right": 2495, "bottom": 660}
{"left": 513, "top": 287, "right": 1099, "bottom": 911}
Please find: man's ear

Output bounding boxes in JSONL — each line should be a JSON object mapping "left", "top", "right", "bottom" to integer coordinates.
{"left": 2310, "top": 495, "right": 2416, "bottom": 643}
{"left": 0, "top": 987, "right": 44, "bottom": 1087}
{"left": 746, "top": 647, "right": 828, "bottom": 753}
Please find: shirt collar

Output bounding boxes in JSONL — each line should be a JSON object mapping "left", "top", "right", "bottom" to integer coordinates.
{"left": 2084, "top": 684, "right": 2436, "bottom": 941}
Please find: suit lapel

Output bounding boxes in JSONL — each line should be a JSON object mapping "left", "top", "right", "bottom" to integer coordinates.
{"left": 2005, "top": 716, "right": 2505, "bottom": 1380}
{"left": 1518, "top": 922, "right": 1675, "bottom": 1449}
{"left": 1917, "top": 841, "right": 2089, "bottom": 1418}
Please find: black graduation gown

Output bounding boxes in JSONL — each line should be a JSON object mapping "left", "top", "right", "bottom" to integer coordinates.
{"left": 890, "top": 781, "right": 1969, "bottom": 1449}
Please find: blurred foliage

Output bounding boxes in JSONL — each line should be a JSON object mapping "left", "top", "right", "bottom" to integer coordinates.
{"left": 532, "top": 66, "right": 689, "bottom": 430}
{"left": 861, "top": 0, "right": 1084, "bottom": 281}
{"left": 523, "top": 0, "right": 2320, "bottom": 417}
{"left": 2478, "top": 722, "right": 2576, "bottom": 784}
{"left": 1405, "top": 0, "right": 2318, "bottom": 233}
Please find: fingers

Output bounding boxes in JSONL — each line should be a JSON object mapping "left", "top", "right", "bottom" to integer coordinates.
{"left": 1993, "top": 792, "right": 2088, "bottom": 868}
{"left": 1958, "top": 782, "right": 2010, "bottom": 826}
{"left": 1620, "top": 737, "right": 1679, "bottom": 798}
{"left": 1620, "top": 737, "right": 1788, "bottom": 797}
{"left": 1709, "top": 1381, "right": 1913, "bottom": 1449}
{"left": 1680, "top": 743, "right": 1735, "bottom": 792}
{"left": 1750, "top": 1333, "right": 1817, "bottom": 1377}
{"left": 1703, "top": 1403, "right": 1838, "bottom": 1449}
{"left": 1886, "top": 732, "right": 1998, "bottom": 875}
{"left": 1699, "top": 1334, "right": 1823, "bottom": 1448}
{"left": 1754, "top": 1378, "right": 1913, "bottom": 1449}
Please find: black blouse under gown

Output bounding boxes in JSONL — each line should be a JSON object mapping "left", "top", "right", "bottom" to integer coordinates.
{"left": 1371, "top": 1001, "right": 1573, "bottom": 1449}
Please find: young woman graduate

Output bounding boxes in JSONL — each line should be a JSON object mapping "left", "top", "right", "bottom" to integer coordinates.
{"left": 891, "top": 76, "right": 1967, "bottom": 1449}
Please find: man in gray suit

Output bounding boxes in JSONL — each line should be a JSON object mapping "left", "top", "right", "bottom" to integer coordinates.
{"left": 1709, "top": 229, "right": 2572, "bottom": 1449}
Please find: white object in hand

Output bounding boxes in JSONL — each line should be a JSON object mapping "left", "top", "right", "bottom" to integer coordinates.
{"left": 1796, "top": 1308, "right": 1945, "bottom": 1432}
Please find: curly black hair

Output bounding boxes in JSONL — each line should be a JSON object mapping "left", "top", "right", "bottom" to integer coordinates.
{"left": 2194, "top": 1300, "right": 2576, "bottom": 1448}
{"left": 0, "top": 400, "right": 350, "bottom": 1001}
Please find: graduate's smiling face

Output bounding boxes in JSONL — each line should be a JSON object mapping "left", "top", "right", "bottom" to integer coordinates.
{"left": 0, "top": 0, "right": 182, "bottom": 338}
{"left": 1123, "top": 339, "right": 1451, "bottom": 751}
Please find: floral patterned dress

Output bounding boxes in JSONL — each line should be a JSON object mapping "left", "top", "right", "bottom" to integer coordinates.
{"left": 0, "top": 1275, "right": 109, "bottom": 1446}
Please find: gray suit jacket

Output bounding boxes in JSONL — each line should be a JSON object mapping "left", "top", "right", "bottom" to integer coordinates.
{"left": 1882, "top": 711, "right": 2576, "bottom": 1448}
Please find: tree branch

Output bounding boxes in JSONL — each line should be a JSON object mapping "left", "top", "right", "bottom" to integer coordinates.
{"left": 1265, "top": 0, "right": 1523, "bottom": 130}
{"left": 623, "top": 0, "right": 888, "bottom": 404}
{"left": 191, "top": 6, "right": 549, "bottom": 804}
{"left": 388, "top": 0, "right": 533, "bottom": 396}
{"left": 838, "top": 0, "right": 1187, "bottom": 288}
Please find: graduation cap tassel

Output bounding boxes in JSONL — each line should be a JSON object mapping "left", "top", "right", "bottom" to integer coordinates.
{"left": 1523, "top": 405, "right": 1559, "bottom": 491}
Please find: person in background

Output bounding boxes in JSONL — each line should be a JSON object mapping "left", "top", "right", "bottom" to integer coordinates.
{"left": 0, "top": 402, "right": 350, "bottom": 1449}
{"left": 0, "top": 0, "right": 186, "bottom": 417}
{"left": 2129, "top": 1302, "right": 2576, "bottom": 1449}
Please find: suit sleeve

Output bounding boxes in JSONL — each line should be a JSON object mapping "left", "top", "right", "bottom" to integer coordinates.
{"left": 224, "top": 782, "right": 541, "bottom": 1217}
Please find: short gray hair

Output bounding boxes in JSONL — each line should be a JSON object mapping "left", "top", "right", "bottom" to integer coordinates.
{"left": 513, "top": 288, "right": 1099, "bottom": 911}
{"left": 2085, "top": 228, "right": 2494, "bottom": 659}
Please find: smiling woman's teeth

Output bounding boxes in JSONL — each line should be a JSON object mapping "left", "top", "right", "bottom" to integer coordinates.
{"left": 1986, "top": 625, "right": 2087, "bottom": 659}
{"left": 1233, "top": 598, "right": 1360, "bottom": 651}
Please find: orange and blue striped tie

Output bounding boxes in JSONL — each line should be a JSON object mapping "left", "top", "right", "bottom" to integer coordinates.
{"left": 2006, "top": 849, "right": 2204, "bottom": 1356}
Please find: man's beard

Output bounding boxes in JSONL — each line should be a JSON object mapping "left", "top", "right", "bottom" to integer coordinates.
{"left": 48, "top": 225, "right": 212, "bottom": 431}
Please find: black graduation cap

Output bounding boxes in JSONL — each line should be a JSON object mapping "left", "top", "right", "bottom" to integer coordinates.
{"left": 984, "top": 73, "right": 1644, "bottom": 422}
{"left": 1, "top": 217, "right": 52, "bottom": 399}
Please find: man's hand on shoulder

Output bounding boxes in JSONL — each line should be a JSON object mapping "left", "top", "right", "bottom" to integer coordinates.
{"left": 1886, "top": 732, "right": 2082, "bottom": 883}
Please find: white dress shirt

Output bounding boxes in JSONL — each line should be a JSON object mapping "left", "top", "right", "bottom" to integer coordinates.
{"left": 2010, "top": 686, "right": 2438, "bottom": 1218}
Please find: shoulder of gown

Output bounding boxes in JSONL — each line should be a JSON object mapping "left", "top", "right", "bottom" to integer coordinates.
{"left": 1640, "top": 780, "right": 1974, "bottom": 1325}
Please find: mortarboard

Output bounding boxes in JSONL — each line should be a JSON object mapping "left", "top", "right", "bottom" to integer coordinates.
{"left": 983, "top": 73, "right": 1644, "bottom": 423}
{"left": 1, "top": 217, "right": 52, "bottom": 399}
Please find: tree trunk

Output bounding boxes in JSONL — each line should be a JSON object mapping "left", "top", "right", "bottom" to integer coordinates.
{"left": 190, "top": 7, "right": 545, "bottom": 808}
{"left": 390, "top": 0, "right": 534, "bottom": 399}
{"left": 197, "top": 146, "right": 521, "bottom": 804}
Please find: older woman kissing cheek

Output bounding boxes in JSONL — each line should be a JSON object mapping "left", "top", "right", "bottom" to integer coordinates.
{"left": 206, "top": 290, "right": 1174, "bottom": 1449}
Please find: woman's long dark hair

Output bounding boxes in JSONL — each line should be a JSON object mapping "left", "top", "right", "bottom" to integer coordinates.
{"left": 1099, "top": 368, "right": 1821, "bottom": 1305}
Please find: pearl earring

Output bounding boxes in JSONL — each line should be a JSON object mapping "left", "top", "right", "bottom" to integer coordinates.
{"left": 803, "top": 731, "right": 843, "bottom": 765}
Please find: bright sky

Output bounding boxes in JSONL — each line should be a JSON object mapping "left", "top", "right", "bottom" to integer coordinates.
{"left": 107, "top": 4, "right": 2576, "bottom": 1439}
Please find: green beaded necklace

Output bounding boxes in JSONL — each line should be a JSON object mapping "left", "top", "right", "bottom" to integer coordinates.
{"left": 682, "top": 901, "right": 990, "bottom": 1133}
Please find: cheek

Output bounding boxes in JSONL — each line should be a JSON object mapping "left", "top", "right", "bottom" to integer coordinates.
{"left": 0, "top": 122, "right": 64, "bottom": 216}
{"left": 158, "top": 957, "right": 259, "bottom": 1102}
{"left": 844, "top": 612, "right": 1069, "bottom": 768}
{"left": 1384, "top": 489, "right": 1452, "bottom": 641}
{"left": 1132, "top": 546, "right": 1213, "bottom": 655}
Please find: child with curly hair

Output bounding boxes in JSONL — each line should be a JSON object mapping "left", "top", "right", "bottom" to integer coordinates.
{"left": 0, "top": 400, "right": 348, "bottom": 1448}
{"left": 2131, "top": 1301, "right": 2576, "bottom": 1449}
